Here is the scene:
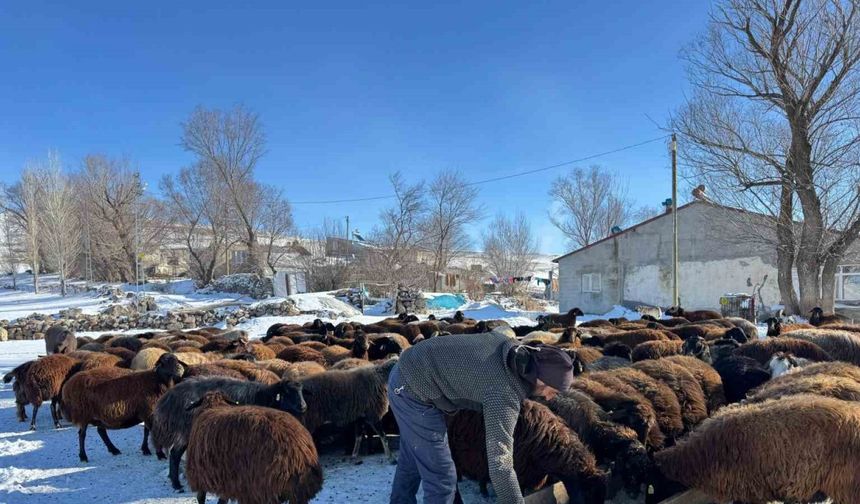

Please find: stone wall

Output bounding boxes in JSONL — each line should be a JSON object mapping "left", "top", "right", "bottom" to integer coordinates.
{"left": 0, "top": 299, "right": 300, "bottom": 341}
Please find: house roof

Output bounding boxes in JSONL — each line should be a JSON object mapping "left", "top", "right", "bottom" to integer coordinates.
{"left": 552, "top": 201, "right": 702, "bottom": 263}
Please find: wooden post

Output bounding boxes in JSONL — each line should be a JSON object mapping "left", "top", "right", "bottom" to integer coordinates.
{"left": 672, "top": 132, "right": 679, "bottom": 307}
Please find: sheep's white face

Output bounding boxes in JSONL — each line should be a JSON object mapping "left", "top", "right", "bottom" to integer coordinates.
{"left": 768, "top": 354, "right": 799, "bottom": 377}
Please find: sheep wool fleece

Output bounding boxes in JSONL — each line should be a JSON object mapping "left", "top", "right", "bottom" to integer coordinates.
{"left": 394, "top": 332, "right": 531, "bottom": 504}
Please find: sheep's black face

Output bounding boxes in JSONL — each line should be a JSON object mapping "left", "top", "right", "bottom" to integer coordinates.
{"left": 454, "top": 311, "right": 464, "bottom": 322}
{"left": 616, "top": 444, "right": 650, "bottom": 497}
{"left": 155, "top": 354, "right": 185, "bottom": 385}
{"left": 571, "top": 307, "right": 585, "bottom": 317}
{"left": 231, "top": 353, "right": 256, "bottom": 362}
{"left": 275, "top": 381, "right": 307, "bottom": 417}
{"left": 681, "top": 337, "right": 707, "bottom": 358}
{"left": 641, "top": 314, "right": 657, "bottom": 322}
{"left": 563, "top": 472, "right": 606, "bottom": 504}
{"left": 765, "top": 317, "right": 780, "bottom": 336}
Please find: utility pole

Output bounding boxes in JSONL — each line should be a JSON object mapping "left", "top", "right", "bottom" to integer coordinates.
{"left": 345, "top": 215, "right": 350, "bottom": 259}
{"left": 671, "top": 133, "right": 679, "bottom": 307}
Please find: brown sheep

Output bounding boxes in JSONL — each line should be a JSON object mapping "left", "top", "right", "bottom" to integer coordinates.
{"left": 574, "top": 346, "right": 605, "bottom": 364}
{"left": 663, "top": 355, "right": 726, "bottom": 414}
{"left": 73, "top": 352, "right": 126, "bottom": 371}
{"left": 256, "top": 358, "right": 294, "bottom": 377}
{"left": 3, "top": 361, "right": 33, "bottom": 422}
{"left": 247, "top": 343, "right": 276, "bottom": 361}
{"left": 782, "top": 329, "right": 860, "bottom": 366}
{"left": 780, "top": 361, "right": 860, "bottom": 383}
{"left": 210, "top": 360, "right": 281, "bottom": 385}
{"left": 592, "top": 368, "right": 685, "bottom": 443}
{"left": 103, "top": 346, "right": 137, "bottom": 364}
{"left": 107, "top": 335, "right": 144, "bottom": 353}
{"left": 329, "top": 358, "right": 375, "bottom": 371}
{"left": 733, "top": 338, "right": 833, "bottom": 365}
{"left": 654, "top": 395, "right": 860, "bottom": 504}
{"left": 544, "top": 390, "right": 650, "bottom": 498}
{"left": 141, "top": 340, "right": 173, "bottom": 352}
{"left": 664, "top": 307, "right": 722, "bottom": 322}
{"left": 61, "top": 353, "right": 185, "bottom": 462}
{"left": 186, "top": 391, "right": 322, "bottom": 504}
{"left": 570, "top": 374, "right": 663, "bottom": 448}
{"left": 631, "top": 340, "right": 684, "bottom": 362}
{"left": 22, "top": 354, "right": 79, "bottom": 430}
{"left": 746, "top": 374, "right": 860, "bottom": 403}
{"left": 320, "top": 345, "right": 351, "bottom": 366}
{"left": 266, "top": 336, "right": 295, "bottom": 347}
{"left": 447, "top": 400, "right": 607, "bottom": 503}
{"left": 283, "top": 361, "right": 326, "bottom": 380}
{"left": 632, "top": 359, "right": 709, "bottom": 431}
{"left": 597, "top": 329, "right": 673, "bottom": 349}
{"left": 183, "top": 364, "right": 247, "bottom": 381}
{"left": 277, "top": 346, "right": 327, "bottom": 367}
{"left": 297, "top": 341, "right": 327, "bottom": 352}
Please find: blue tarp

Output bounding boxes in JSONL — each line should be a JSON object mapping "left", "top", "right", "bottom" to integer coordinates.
{"left": 425, "top": 294, "right": 467, "bottom": 310}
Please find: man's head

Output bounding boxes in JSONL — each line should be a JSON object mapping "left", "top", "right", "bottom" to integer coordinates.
{"left": 511, "top": 344, "right": 575, "bottom": 398}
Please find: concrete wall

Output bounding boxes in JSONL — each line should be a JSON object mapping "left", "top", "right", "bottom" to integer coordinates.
{"left": 557, "top": 202, "right": 779, "bottom": 314}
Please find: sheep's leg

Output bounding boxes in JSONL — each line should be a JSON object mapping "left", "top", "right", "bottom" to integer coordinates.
{"left": 141, "top": 424, "right": 152, "bottom": 456}
{"left": 367, "top": 419, "right": 394, "bottom": 463}
{"left": 479, "top": 480, "right": 489, "bottom": 497}
{"left": 29, "top": 403, "right": 40, "bottom": 430}
{"left": 195, "top": 491, "right": 206, "bottom": 504}
{"left": 78, "top": 425, "right": 89, "bottom": 462}
{"left": 169, "top": 445, "right": 186, "bottom": 491}
{"left": 351, "top": 422, "right": 364, "bottom": 463}
{"left": 50, "top": 399, "right": 61, "bottom": 428}
{"left": 97, "top": 426, "right": 121, "bottom": 455}
{"left": 16, "top": 402, "right": 26, "bottom": 422}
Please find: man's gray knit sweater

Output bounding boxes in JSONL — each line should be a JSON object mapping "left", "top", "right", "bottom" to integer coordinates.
{"left": 397, "top": 332, "right": 531, "bottom": 504}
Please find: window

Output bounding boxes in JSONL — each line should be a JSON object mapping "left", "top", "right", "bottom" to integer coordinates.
{"left": 582, "top": 273, "right": 601, "bottom": 293}
{"left": 837, "top": 265, "right": 860, "bottom": 302}
{"left": 231, "top": 249, "right": 248, "bottom": 266}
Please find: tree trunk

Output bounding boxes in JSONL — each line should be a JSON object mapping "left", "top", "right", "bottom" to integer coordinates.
{"left": 776, "top": 181, "right": 800, "bottom": 314}
{"left": 796, "top": 256, "right": 821, "bottom": 314}
{"left": 820, "top": 258, "right": 838, "bottom": 312}
{"left": 32, "top": 260, "right": 39, "bottom": 294}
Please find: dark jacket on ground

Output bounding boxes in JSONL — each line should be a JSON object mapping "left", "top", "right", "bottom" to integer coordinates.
{"left": 397, "top": 332, "right": 531, "bottom": 504}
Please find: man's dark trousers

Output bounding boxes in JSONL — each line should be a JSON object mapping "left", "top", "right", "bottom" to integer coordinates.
{"left": 388, "top": 363, "right": 458, "bottom": 504}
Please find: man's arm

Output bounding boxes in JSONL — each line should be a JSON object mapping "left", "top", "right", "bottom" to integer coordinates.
{"left": 483, "top": 394, "right": 524, "bottom": 504}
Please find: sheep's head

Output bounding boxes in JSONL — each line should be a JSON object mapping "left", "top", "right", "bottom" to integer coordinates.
{"left": 369, "top": 336, "right": 402, "bottom": 360}
{"left": 665, "top": 306, "right": 683, "bottom": 317}
{"left": 765, "top": 317, "right": 781, "bottom": 337}
{"left": 155, "top": 353, "right": 186, "bottom": 386}
{"left": 681, "top": 336, "right": 711, "bottom": 364}
{"left": 561, "top": 349, "right": 585, "bottom": 376}
{"left": 351, "top": 332, "right": 369, "bottom": 357}
{"left": 475, "top": 320, "right": 489, "bottom": 333}
{"left": 561, "top": 470, "right": 607, "bottom": 504}
{"left": 230, "top": 353, "right": 257, "bottom": 362}
{"left": 608, "top": 441, "right": 650, "bottom": 498}
{"left": 570, "top": 307, "right": 585, "bottom": 317}
{"left": 640, "top": 314, "right": 658, "bottom": 322}
{"left": 273, "top": 380, "right": 307, "bottom": 417}
{"left": 725, "top": 327, "right": 748, "bottom": 344}
{"left": 768, "top": 352, "right": 800, "bottom": 377}
{"left": 454, "top": 310, "right": 465, "bottom": 322}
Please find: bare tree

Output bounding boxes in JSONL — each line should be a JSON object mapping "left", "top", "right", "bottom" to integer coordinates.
{"left": 258, "top": 185, "right": 295, "bottom": 274}
{"left": 160, "top": 162, "right": 231, "bottom": 285}
{"left": 549, "top": 165, "right": 644, "bottom": 248}
{"left": 424, "top": 170, "right": 483, "bottom": 291}
{"left": 180, "top": 105, "right": 268, "bottom": 275}
{"left": 482, "top": 212, "right": 539, "bottom": 295}
{"left": 77, "top": 154, "right": 166, "bottom": 282}
{"left": 36, "top": 156, "right": 81, "bottom": 296}
{"left": 674, "top": 0, "right": 860, "bottom": 312}
{"left": 0, "top": 211, "right": 25, "bottom": 289}
{"left": 362, "top": 172, "right": 428, "bottom": 290}
{"left": 298, "top": 219, "right": 353, "bottom": 291}
{"left": 2, "top": 168, "right": 42, "bottom": 293}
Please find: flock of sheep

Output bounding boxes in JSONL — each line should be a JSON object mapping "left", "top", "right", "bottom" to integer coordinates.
{"left": 3, "top": 305, "right": 860, "bottom": 504}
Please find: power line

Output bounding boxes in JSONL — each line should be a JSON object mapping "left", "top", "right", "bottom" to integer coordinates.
{"left": 290, "top": 134, "right": 670, "bottom": 204}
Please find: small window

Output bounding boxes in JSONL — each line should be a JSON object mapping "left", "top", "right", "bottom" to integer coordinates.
{"left": 582, "top": 273, "right": 602, "bottom": 293}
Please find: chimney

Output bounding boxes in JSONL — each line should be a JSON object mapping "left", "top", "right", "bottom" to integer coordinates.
{"left": 662, "top": 198, "right": 673, "bottom": 214}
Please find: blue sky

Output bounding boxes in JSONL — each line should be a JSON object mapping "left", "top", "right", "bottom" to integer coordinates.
{"left": 0, "top": 1, "right": 712, "bottom": 255}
